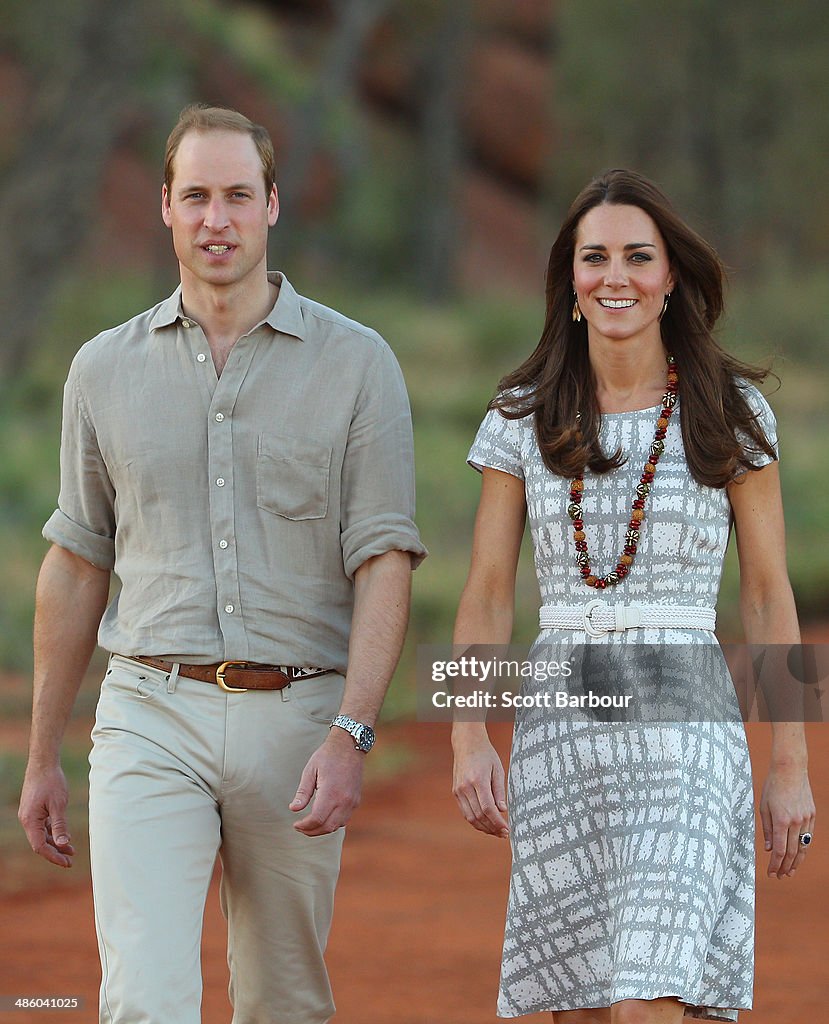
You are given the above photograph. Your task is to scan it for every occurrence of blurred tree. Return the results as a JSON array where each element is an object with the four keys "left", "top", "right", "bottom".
[
  {"left": 334, "top": 0, "right": 472, "bottom": 297},
  {"left": 273, "top": 0, "right": 392, "bottom": 266},
  {"left": 0, "top": 0, "right": 148, "bottom": 380},
  {"left": 412, "top": 0, "right": 470, "bottom": 301},
  {"left": 273, "top": 0, "right": 472, "bottom": 300}
]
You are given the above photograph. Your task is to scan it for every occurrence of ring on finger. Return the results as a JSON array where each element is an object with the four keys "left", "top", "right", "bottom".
[{"left": 799, "top": 831, "right": 813, "bottom": 847}]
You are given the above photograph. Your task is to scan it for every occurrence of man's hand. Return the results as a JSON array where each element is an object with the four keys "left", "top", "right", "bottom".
[
  {"left": 21, "top": 544, "right": 109, "bottom": 868},
  {"left": 18, "top": 764, "right": 76, "bottom": 868},
  {"left": 290, "top": 727, "right": 365, "bottom": 836}
]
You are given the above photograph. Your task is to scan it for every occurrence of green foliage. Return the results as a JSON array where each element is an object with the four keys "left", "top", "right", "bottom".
[
  {"left": 0, "top": 394, "right": 58, "bottom": 666},
  {"left": 724, "top": 269, "right": 829, "bottom": 365},
  {"left": 328, "top": 122, "right": 423, "bottom": 285},
  {"left": 180, "top": 0, "right": 310, "bottom": 104},
  {"left": 0, "top": 272, "right": 163, "bottom": 668}
]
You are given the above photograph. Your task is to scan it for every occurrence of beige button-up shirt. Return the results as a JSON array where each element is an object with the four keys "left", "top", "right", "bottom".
[{"left": 43, "top": 272, "right": 426, "bottom": 672}]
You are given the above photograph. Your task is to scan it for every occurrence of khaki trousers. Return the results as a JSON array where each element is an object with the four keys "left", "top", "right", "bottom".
[{"left": 88, "top": 655, "right": 346, "bottom": 1024}]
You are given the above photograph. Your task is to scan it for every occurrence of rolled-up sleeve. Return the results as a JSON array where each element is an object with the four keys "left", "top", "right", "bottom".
[
  {"left": 42, "top": 357, "right": 116, "bottom": 570},
  {"left": 340, "top": 341, "right": 427, "bottom": 579}
]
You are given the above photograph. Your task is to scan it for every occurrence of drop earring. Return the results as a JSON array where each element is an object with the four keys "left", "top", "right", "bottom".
[
  {"left": 572, "top": 295, "right": 582, "bottom": 323},
  {"left": 659, "top": 292, "right": 672, "bottom": 321}
]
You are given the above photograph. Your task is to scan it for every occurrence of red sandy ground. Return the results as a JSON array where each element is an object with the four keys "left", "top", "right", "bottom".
[{"left": 0, "top": 718, "right": 826, "bottom": 1024}]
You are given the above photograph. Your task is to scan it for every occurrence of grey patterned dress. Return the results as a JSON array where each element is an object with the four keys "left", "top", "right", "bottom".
[{"left": 467, "top": 384, "right": 777, "bottom": 1021}]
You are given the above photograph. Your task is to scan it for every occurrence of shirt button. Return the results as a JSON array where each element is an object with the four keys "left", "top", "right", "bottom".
[
  {"left": 181, "top": 319, "right": 192, "bottom": 328},
  {"left": 219, "top": 539, "right": 228, "bottom": 549},
  {"left": 196, "top": 353, "right": 206, "bottom": 363},
  {"left": 216, "top": 477, "right": 225, "bottom": 487},
  {"left": 215, "top": 412, "right": 225, "bottom": 422},
  {"left": 224, "top": 604, "right": 235, "bottom": 614}
]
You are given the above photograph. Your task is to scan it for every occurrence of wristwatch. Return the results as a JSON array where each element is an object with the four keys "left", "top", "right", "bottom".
[{"left": 330, "top": 714, "right": 376, "bottom": 753}]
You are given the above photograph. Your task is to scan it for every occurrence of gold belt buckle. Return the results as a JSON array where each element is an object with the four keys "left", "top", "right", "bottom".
[{"left": 216, "top": 661, "right": 249, "bottom": 693}]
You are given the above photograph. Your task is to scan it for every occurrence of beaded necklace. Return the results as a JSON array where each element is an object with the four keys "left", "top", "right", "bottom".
[{"left": 567, "top": 355, "right": 678, "bottom": 589}]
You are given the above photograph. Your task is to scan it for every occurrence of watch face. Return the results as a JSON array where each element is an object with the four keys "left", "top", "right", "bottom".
[{"left": 357, "top": 725, "right": 376, "bottom": 752}]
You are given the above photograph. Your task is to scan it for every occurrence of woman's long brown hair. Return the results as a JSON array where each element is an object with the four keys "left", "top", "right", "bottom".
[{"left": 493, "top": 169, "right": 776, "bottom": 486}]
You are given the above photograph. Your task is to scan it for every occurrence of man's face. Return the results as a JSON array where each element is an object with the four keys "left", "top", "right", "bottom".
[{"left": 161, "top": 130, "right": 278, "bottom": 292}]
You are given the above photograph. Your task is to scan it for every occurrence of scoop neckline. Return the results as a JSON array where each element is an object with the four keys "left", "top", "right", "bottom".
[{"left": 599, "top": 402, "right": 666, "bottom": 417}]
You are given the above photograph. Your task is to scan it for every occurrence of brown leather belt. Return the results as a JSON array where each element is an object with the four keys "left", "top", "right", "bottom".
[{"left": 121, "top": 655, "right": 330, "bottom": 693}]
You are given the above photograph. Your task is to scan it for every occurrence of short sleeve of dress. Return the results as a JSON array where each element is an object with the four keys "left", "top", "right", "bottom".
[
  {"left": 734, "top": 382, "right": 779, "bottom": 476},
  {"left": 467, "top": 406, "right": 526, "bottom": 480}
]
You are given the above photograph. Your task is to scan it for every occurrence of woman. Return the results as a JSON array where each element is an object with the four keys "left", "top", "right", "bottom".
[{"left": 451, "top": 169, "right": 814, "bottom": 1024}]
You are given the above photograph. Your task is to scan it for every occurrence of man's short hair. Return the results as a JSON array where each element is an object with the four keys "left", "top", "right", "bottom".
[{"left": 164, "top": 103, "right": 276, "bottom": 195}]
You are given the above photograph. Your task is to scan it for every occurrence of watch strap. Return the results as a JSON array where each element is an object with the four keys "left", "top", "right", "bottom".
[{"left": 330, "top": 714, "right": 375, "bottom": 752}]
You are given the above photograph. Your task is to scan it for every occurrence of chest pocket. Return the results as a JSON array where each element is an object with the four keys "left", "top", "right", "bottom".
[{"left": 256, "top": 433, "right": 332, "bottom": 520}]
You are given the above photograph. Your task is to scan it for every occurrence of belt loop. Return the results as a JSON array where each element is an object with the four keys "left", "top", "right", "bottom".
[
  {"left": 167, "top": 661, "right": 181, "bottom": 694},
  {"left": 614, "top": 603, "right": 642, "bottom": 632}
]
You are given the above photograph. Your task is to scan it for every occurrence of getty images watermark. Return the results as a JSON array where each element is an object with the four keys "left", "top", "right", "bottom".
[
  {"left": 416, "top": 644, "right": 829, "bottom": 723},
  {"left": 429, "top": 653, "right": 632, "bottom": 712}
]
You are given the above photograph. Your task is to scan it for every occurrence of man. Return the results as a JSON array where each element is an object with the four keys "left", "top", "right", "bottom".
[{"left": 18, "top": 104, "right": 426, "bottom": 1024}]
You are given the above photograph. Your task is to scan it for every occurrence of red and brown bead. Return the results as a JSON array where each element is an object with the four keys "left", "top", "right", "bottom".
[{"left": 571, "top": 355, "right": 677, "bottom": 588}]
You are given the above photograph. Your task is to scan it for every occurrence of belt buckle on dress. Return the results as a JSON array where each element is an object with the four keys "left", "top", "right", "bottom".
[
  {"left": 216, "top": 661, "right": 249, "bottom": 693},
  {"left": 582, "top": 599, "right": 610, "bottom": 638}
]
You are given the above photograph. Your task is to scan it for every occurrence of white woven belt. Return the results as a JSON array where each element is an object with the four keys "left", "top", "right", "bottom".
[{"left": 539, "top": 600, "right": 716, "bottom": 638}]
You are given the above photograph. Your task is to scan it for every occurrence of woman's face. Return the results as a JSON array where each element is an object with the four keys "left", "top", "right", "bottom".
[{"left": 572, "top": 203, "right": 674, "bottom": 347}]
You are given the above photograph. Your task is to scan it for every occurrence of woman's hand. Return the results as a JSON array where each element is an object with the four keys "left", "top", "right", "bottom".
[
  {"left": 452, "top": 728, "right": 510, "bottom": 838},
  {"left": 759, "top": 762, "right": 815, "bottom": 878},
  {"left": 450, "top": 468, "right": 525, "bottom": 841}
]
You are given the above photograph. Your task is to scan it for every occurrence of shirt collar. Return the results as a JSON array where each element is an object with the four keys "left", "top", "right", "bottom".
[
  {"left": 149, "top": 288, "right": 184, "bottom": 331},
  {"left": 148, "top": 271, "right": 306, "bottom": 341},
  {"left": 263, "top": 271, "right": 305, "bottom": 340}
]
